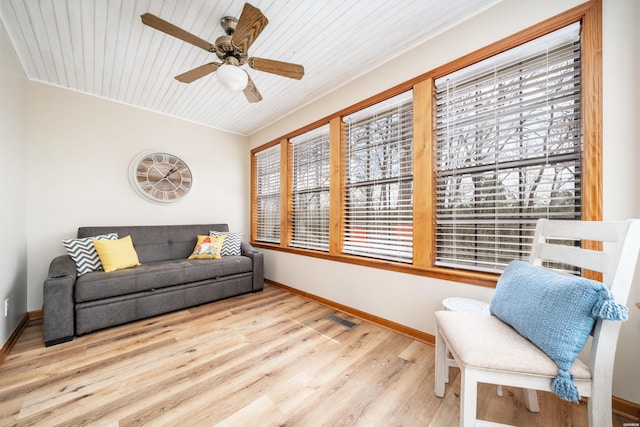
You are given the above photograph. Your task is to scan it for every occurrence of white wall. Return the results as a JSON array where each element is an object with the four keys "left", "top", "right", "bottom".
[
  {"left": 249, "top": 0, "right": 640, "bottom": 404},
  {"left": 25, "top": 82, "right": 250, "bottom": 311},
  {"left": 0, "top": 19, "right": 28, "bottom": 344}
]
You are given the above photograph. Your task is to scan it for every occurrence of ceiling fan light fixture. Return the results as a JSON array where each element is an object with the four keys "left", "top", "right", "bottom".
[{"left": 217, "top": 63, "right": 248, "bottom": 91}]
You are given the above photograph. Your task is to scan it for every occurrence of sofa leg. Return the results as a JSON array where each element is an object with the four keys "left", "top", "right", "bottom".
[{"left": 45, "top": 336, "right": 74, "bottom": 347}]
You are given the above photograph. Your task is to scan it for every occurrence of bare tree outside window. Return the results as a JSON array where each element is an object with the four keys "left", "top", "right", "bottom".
[
  {"left": 291, "top": 125, "right": 331, "bottom": 251},
  {"left": 435, "top": 23, "right": 582, "bottom": 273},
  {"left": 344, "top": 92, "right": 414, "bottom": 263},
  {"left": 255, "top": 145, "right": 281, "bottom": 244}
]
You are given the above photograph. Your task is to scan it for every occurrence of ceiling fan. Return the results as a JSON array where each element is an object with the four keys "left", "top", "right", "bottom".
[{"left": 141, "top": 3, "right": 304, "bottom": 103}]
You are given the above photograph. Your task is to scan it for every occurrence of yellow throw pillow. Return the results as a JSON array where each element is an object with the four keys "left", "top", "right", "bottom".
[
  {"left": 188, "top": 235, "right": 226, "bottom": 259},
  {"left": 92, "top": 235, "right": 141, "bottom": 272}
]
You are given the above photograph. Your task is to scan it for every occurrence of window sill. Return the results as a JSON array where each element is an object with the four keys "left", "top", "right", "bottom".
[{"left": 250, "top": 242, "right": 499, "bottom": 288}]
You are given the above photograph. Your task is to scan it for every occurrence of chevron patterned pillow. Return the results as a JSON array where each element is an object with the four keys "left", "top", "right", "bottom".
[
  {"left": 62, "top": 233, "right": 118, "bottom": 276},
  {"left": 209, "top": 231, "right": 242, "bottom": 256}
]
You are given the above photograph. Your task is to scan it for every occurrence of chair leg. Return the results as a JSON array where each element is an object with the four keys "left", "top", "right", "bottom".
[
  {"left": 435, "top": 325, "right": 447, "bottom": 397},
  {"left": 523, "top": 389, "right": 539, "bottom": 412},
  {"left": 444, "top": 344, "right": 450, "bottom": 383},
  {"left": 460, "top": 368, "right": 478, "bottom": 427},
  {"left": 588, "top": 387, "right": 612, "bottom": 427}
]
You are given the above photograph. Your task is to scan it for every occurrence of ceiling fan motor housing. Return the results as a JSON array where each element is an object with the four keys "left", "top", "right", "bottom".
[
  {"left": 220, "top": 16, "right": 237, "bottom": 35},
  {"left": 215, "top": 17, "right": 248, "bottom": 65}
]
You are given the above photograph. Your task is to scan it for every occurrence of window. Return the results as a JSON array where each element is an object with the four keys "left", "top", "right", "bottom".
[
  {"left": 255, "top": 144, "right": 281, "bottom": 243},
  {"left": 290, "top": 125, "right": 331, "bottom": 251},
  {"left": 343, "top": 91, "right": 414, "bottom": 263},
  {"left": 249, "top": 5, "right": 600, "bottom": 286},
  {"left": 434, "top": 23, "right": 582, "bottom": 273}
]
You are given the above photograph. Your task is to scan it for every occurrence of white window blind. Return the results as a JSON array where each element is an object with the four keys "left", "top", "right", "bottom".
[
  {"left": 343, "top": 91, "right": 414, "bottom": 263},
  {"left": 434, "top": 23, "right": 582, "bottom": 273},
  {"left": 255, "top": 144, "right": 281, "bottom": 243},
  {"left": 290, "top": 125, "right": 330, "bottom": 251}
]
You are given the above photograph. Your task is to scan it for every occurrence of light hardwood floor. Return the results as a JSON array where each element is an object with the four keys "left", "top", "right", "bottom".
[{"left": 0, "top": 284, "right": 634, "bottom": 426}]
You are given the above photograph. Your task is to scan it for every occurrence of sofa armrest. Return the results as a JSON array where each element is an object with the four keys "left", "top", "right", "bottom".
[
  {"left": 241, "top": 241, "right": 264, "bottom": 292},
  {"left": 43, "top": 255, "right": 77, "bottom": 346}
]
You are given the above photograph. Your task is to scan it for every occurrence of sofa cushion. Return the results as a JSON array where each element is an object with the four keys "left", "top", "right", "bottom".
[
  {"left": 74, "top": 255, "right": 252, "bottom": 303},
  {"left": 93, "top": 235, "right": 141, "bottom": 272},
  {"left": 62, "top": 233, "right": 118, "bottom": 276},
  {"left": 188, "top": 235, "right": 226, "bottom": 259},
  {"left": 209, "top": 231, "right": 242, "bottom": 256}
]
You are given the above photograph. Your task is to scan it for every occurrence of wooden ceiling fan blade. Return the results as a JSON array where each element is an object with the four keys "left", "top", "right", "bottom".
[
  {"left": 231, "top": 3, "right": 268, "bottom": 52},
  {"left": 175, "top": 63, "right": 221, "bottom": 83},
  {"left": 248, "top": 57, "right": 304, "bottom": 80},
  {"left": 141, "top": 13, "right": 215, "bottom": 53},
  {"left": 243, "top": 74, "right": 263, "bottom": 103}
]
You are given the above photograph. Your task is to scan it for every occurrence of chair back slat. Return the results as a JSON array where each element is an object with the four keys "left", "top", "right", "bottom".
[
  {"left": 534, "top": 243, "right": 616, "bottom": 277},
  {"left": 530, "top": 219, "right": 640, "bottom": 297},
  {"left": 536, "top": 219, "right": 629, "bottom": 243}
]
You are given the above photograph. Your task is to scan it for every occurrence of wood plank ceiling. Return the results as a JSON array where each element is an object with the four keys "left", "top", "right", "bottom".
[{"left": 0, "top": 0, "right": 500, "bottom": 135}]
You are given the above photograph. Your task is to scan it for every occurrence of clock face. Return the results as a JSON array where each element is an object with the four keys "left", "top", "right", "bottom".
[{"left": 129, "top": 151, "right": 192, "bottom": 204}]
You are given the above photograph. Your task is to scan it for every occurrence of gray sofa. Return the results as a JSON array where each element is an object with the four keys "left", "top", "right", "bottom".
[{"left": 43, "top": 224, "right": 263, "bottom": 346}]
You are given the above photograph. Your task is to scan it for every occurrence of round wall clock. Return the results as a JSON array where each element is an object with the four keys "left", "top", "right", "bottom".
[{"left": 129, "top": 151, "right": 192, "bottom": 204}]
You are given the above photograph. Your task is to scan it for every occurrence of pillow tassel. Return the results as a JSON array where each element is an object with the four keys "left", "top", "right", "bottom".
[
  {"left": 592, "top": 289, "right": 629, "bottom": 321},
  {"left": 551, "top": 369, "right": 580, "bottom": 403}
]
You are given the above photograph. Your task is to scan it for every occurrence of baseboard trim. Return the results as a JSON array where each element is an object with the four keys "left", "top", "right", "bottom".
[
  {"left": 613, "top": 396, "right": 640, "bottom": 421},
  {"left": 266, "top": 279, "right": 435, "bottom": 345},
  {"left": 0, "top": 312, "right": 31, "bottom": 365},
  {"left": 266, "top": 279, "right": 640, "bottom": 421}
]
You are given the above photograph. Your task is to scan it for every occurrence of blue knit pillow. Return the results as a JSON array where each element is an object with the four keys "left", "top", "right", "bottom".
[{"left": 490, "top": 260, "right": 628, "bottom": 402}]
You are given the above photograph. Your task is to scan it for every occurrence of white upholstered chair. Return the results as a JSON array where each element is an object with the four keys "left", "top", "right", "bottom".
[{"left": 434, "top": 219, "right": 640, "bottom": 427}]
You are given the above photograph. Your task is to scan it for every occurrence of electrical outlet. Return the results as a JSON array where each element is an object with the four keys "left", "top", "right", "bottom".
[{"left": 4, "top": 298, "right": 8, "bottom": 317}]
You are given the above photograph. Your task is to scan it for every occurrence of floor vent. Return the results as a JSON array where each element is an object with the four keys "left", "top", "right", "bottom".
[{"left": 328, "top": 314, "right": 358, "bottom": 329}]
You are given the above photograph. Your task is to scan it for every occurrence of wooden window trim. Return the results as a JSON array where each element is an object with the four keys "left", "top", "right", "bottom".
[
  {"left": 250, "top": 1, "right": 601, "bottom": 289},
  {"left": 329, "top": 117, "right": 345, "bottom": 255},
  {"left": 412, "top": 78, "right": 434, "bottom": 269}
]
